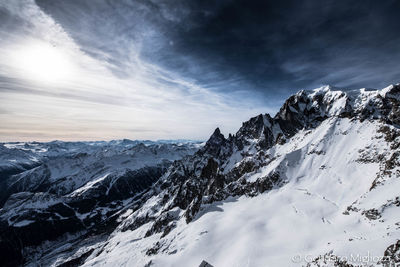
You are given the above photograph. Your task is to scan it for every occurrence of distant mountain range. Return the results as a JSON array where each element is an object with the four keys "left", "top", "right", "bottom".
[{"left": 1, "top": 84, "right": 400, "bottom": 267}]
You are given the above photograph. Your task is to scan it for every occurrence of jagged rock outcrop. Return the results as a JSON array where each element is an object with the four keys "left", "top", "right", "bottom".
[
  {"left": 199, "top": 260, "right": 214, "bottom": 267},
  {"left": 135, "top": 84, "right": 400, "bottom": 232},
  {"left": 105, "top": 84, "right": 399, "bottom": 266}
]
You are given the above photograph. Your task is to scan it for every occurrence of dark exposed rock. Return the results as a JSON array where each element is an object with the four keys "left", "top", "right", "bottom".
[
  {"left": 0, "top": 214, "right": 85, "bottom": 266},
  {"left": 201, "top": 128, "right": 226, "bottom": 157},
  {"left": 199, "top": 260, "right": 214, "bottom": 267},
  {"left": 306, "top": 252, "right": 355, "bottom": 267},
  {"left": 145, "top": 212, "right": 177, "bottom": 237},
  {"left": 146, "top": 241, "right": 163, "bottom": 256},
  {"left": 380, "top": 240, "right": 400, "bottom": 265},
  {"left": 385, "top": 152, "right": 399, "bottom": 171},
  {"left": 361, "top": 208, "right": 382, "bottom": 220},
  {"left": 56, "top": 248, "right": 94, "bottom": 267}
]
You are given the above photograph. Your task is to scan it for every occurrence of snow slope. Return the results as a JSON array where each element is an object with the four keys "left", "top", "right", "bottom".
[{"left": 82, "top": 116, "right": 400, "bottom": 267}]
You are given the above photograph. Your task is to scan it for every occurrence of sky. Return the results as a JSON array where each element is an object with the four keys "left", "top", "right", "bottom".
[{"left": 0, "top": 0, "right": 399, "bottom": 141}]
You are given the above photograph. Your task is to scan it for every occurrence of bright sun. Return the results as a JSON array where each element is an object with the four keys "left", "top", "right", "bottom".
[{"left": 14, "top": 42, "right": 74, "bottom": 83}]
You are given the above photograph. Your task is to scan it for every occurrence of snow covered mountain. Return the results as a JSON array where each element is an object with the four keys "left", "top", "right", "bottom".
[
  {"left": 0, "top": 140, "right": 202, "bottom": 266},
  {"left": 2, "top": 84, "right": 400, "bottom": 267},
  {"left": 0, "top": 140, "right": 202, "bottom": 206}
]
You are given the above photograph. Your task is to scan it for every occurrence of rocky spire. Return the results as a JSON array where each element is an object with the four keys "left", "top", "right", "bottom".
[
  {"left": 205, "top": 127, "right": 225, "bottom": 146},
  {"left": 201, "top": 127, "right": 226, "bottom": 157}
]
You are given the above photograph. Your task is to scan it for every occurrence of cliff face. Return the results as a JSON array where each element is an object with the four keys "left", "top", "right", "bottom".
[{"left": 136, "top": 84, "right": 400, "bottom": 226}]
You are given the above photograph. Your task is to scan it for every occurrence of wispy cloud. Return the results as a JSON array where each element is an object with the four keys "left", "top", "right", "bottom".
[
  {"left": 0, "top": 0, "right": 269, "bottom": 141},
  {"left": 2, "top": 0, "right": 399, "bottom": 141}
]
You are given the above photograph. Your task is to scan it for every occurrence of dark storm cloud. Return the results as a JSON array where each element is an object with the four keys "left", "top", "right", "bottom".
[
  {"left": 166, "top": 0, "right": 400, "bottom": 95},
  {"left": 36, "top": 0, "right": 400, "bottom": 103}
]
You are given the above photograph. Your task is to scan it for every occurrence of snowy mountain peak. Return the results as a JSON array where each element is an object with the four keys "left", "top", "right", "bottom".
[
  {"left": 311, "top": 84, "right": 335, "bottom": 93},
  {"left": 380, "top": 83, "right": 400, "bottom": 99},
  {"left": 276, "top": 84, "right": 400, "bottom": 130}
]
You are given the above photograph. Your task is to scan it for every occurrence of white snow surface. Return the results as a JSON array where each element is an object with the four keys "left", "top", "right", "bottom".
[{"left": 80, "top": 115, "right": 400, "bottom": 267}]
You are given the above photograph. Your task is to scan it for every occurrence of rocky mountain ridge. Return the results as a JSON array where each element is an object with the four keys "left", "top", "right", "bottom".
[
  {"left": 119, "top": 84, "right": 400, "bottom": 237},
  {"left": 1, "top": 84, "right": 400, "bottom": 266}
]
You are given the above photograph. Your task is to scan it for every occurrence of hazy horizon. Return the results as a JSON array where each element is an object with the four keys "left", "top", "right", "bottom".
[{"left": 1, "top": 0, "right": 400, "bottom": 141}]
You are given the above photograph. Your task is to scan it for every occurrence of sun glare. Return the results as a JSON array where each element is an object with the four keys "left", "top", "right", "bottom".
[{"left": 13, "top": 42, "right": 74, "bottom": 83}]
